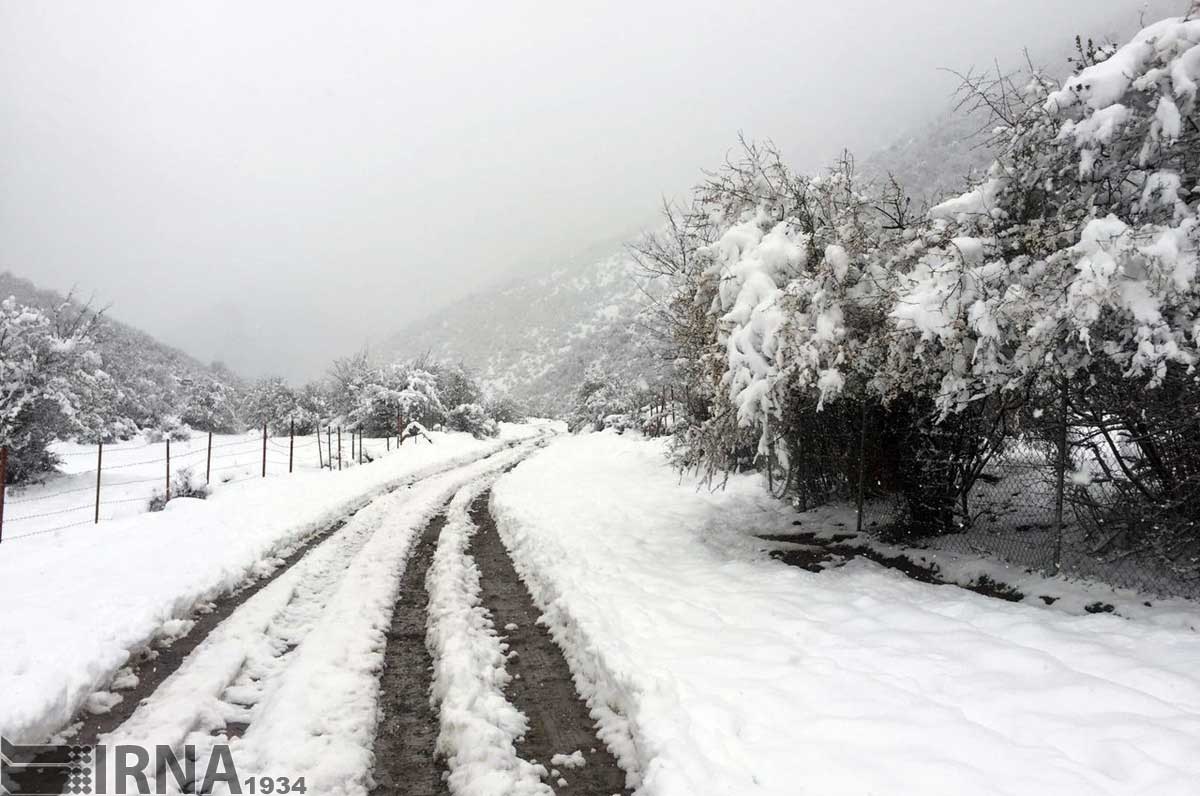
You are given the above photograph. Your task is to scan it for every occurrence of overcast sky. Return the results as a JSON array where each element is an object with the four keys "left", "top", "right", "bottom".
[{"left": 0, "top": 0, "right": 1179, "bottom": 381}]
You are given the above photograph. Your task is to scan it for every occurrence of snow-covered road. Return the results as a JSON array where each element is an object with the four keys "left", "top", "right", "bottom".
[
  {"left": 0, "top": 423, "right": 551, "bottom": 748},
  {"left": 7, "top": 428, "right": 1199, "bottom": 796},
  {"left": 490, "top": 432, "right": 1200, "bottom": 796},
  {"left": 97, "top": 442, "right": 538, "bottom": 794}
]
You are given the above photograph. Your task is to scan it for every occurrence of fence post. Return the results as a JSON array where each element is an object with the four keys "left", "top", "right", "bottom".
[
  {"left": 289, "top": 419, "right": 295, "bottom": 474},
  {"left": 166, "top": 438, "right": 171, "bottom": 501},
  {"left": 205, "top": 431, "right": 213, "bottom": 485},
  {"left": 261, "top": 422, "right": 268, "bottom": 478},
  {"left": 317, "top": 425, "right": 324, "bottom": 469},
  {"left": 855, "top": 400, "right": 868, "bottom": 534},
  {"left": 327, "top": 426, "right": 333, "bottom": 470},
  {"left": 0, "top": 446, "right": 7, "bottom": 544},
  {"left": 95, "top": 441, "right": 103, "bottom": 524},
  {"left": 337, "top": 426, "right": 342, "bottom": 471},
  {"left": 1052, "top": 380, "right": 1069, "bottom": 574},
  {"left": 397, "top": 411, "right": 403, "bottom": 446},
  {"left": 359, "top": 432, "right": 364, "bottom": 465}
]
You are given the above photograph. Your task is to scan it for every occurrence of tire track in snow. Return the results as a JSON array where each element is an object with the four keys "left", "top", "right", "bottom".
[
  {"left": 419, "top": 480, "right": 630, "bottom": 795},
  {"left": 84, "top": 441, "right": 543, "bottom": 795},
  {"left": 369, "top": 512, "right": 449, "bottom": 796}
]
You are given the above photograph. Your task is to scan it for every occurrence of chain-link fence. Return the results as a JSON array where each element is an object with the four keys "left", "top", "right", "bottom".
[{"left": 822, "top": 392, "right": 1200, "bottom": 601}]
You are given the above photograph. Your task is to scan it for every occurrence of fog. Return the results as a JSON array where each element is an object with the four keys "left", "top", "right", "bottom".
[{"left": 0, "top": 0, "right": 1176, "bottom": 381}]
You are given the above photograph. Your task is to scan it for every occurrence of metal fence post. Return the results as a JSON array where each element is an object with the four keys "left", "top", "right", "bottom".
[
  {"left": 262, "top": 422, "right": 268, "bottom": 478},
  {"left": 337, "top": 426, "right": 342, "bottom": 471},
  {"left": 317, "top": 425, "right": 324, "bottom": 469},
  {"left": 166, "top": 438, "right": 171, "bottom": 501},
  {"left": 289, "top": 419, "right": 295, "bottom": 474},
  {"left": 0, "top": 446, "right": 7, "bottom": 544},
  {"left": 1052, "top": 380, "right": 1069, "bottom": 574},
  {"left": 856, "top": 401, "right": 868, "bottom": 534},
  {"left": 205, "top": 431, "right": 213, "bottom": 485},
  {"left": 95, "top": 441, "right": 103, "bottom": 524}
]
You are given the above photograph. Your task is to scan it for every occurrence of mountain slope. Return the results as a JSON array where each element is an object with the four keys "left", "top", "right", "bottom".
[
  {"left": 384, "top": 254, "right": 664, "bottom": 417},
  {"left": 0, "top": 270, "right": 244, "bottom": 433}
]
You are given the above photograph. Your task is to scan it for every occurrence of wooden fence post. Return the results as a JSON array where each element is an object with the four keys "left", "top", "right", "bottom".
[
  {"left": 0, "top": 447, "right": 7, "bottom": 544},
  {"left": 205, "top": 431, "right": 213, "bottom": 484},
  {"left": 337, "top": 426, "right": 342, "bottom": 471},
  {"left": 289, "top": 419, "right": 295, "bottom": 474},
  {"left": 317, "top": 425, "right": 324, "bottom": 469},
  {"left": 327, "top": 426, "right": 333, "bottom": 470},
  {"left": 95, "top": 442, "right": 103, "bottom": 524},
  {"left": 166, "top": 438, "right": 172, "bottom": 501}
]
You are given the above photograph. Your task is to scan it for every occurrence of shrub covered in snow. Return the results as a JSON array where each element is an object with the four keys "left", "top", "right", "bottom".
[
  {"left": 0, "top": 297, "right": 104, "bottom": 482},
  {"left": 445, "top": 403, "right": 499, "bottom": 438},
  {"left": 637, "top": 10, "right": 1200, "bottom": 554},
  {"left": 147, "top": 466, "right": 209, "bottom": 511}
]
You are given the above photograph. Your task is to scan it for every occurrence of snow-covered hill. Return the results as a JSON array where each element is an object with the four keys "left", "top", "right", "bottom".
[
  {"left": 0, "top": 271, "right": 245, "bottom": 435},
  {"left": 383, "top": 254, "right": 665, "bottom": 417}
]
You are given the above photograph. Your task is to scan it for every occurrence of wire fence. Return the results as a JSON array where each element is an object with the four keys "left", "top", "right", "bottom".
[
  {"left": 0, "top": 421, "right": 426, "bottom": 545},
  {"left": 817, "top": 395, "right": 1200, "bottom": 601}
]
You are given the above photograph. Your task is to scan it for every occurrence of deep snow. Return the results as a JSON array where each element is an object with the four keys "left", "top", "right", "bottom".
[{"left": 490, "top": 432, "right": 1200, "bottom": 796}]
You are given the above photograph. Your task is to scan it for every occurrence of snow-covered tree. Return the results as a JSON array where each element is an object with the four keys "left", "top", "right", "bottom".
[
  {"left": 0, "top": 297, "right": 102, "bottom": 482},
  {"left": 180, "top": 375, "right": 242, "bottom": 434},
  {"left": 639, "top": 8, "right": 1200, "bottom": 545},
  {"left": 241, "top": 377, "right": 299, "bottom": 433}
]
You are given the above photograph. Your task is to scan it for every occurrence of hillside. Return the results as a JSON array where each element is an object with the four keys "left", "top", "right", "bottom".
[
  {"left": 382, "top": 6, "right": 1169, "bottom": 420},
  {"left": 0, "top": 270, "right": 244, "bottom": 435},
  {"left": 384, "top": 255, "right": 665, "bottom": 417}
]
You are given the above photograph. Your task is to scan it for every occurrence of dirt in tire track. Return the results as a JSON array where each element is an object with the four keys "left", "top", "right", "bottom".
[
  {"left": 468, "top": 493, "right": 631, "bottom": 795},
  {"left": 371, "top": 512, "right": 449, "bottom": 795}
]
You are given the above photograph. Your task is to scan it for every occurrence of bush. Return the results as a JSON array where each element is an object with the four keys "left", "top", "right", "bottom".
[
  {"left": 148, "top": 467, "right": 209, "bottom": 511},
  {"left": 446, "top": 403, "right": 499, "bottom": 438},
  {"left": 143, "top": 417, "right": 193, "bottom": 443},
  {"left": 483, "top": 396, "right": 524, "bottom": 424},
  {"left": 0, "top": 297, "right": 102, "bottom": 483}
]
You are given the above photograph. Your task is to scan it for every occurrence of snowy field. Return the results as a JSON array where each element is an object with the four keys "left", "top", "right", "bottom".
[
  {"left": 6, "top": 429, "right": 411, "bottom": 540},
  {"left": 491, "top": 432, "right": 1200, "bottom": 796},
  {"left": 0, "top": 422, "right": 554, "bottom": 747}
]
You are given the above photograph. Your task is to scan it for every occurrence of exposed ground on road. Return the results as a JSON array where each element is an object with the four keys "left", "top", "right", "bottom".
[
  {"left": 371, "top": 512, "right": 449, "bottom": 796},
  {"left": 469, "top": 493, "right": 631, "bottom": 794}
]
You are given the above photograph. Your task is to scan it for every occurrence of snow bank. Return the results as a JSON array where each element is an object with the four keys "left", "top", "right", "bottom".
[
  {"left": 0, "top": 422, "right": 550, "bottom": 746},
  {"left": 491, "top": 432, "right": 1200, "bottom": 796}
]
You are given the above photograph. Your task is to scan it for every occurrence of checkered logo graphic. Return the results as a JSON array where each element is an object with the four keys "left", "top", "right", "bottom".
[{"left": 1, "top": 737, "right": 92, "bottom": 795}]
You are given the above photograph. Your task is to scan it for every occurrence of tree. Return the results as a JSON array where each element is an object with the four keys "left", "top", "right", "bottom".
[
  {"left": 241, "top": 377, "right": 298, "bottom": 433},
  {"left": 0, "top": 297, "right": 102, "bottom": 482}
]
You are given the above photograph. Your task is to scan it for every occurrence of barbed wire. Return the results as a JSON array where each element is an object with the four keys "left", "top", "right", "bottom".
[{"left": 0, "top": 430, "right": 416, "bottom": 541}]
